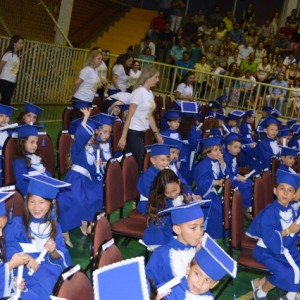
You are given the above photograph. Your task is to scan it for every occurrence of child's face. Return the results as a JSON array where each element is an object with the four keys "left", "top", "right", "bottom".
[
  {"left": 25, "top": 136, "right": 38, "bottom": 154},
  {"left": 278, "top": 136, "right": 291, "bottom": 145},
  {"left": 27, "top": 195, "right": 51, "bottom": 219},
  {"left": 168, "top": 119, "right": 180, "bottom": 130},
  {"left": 228, "top": 119, "right": 237, "bottom": 127},
  {"left": 164, "top": 181, "right": 181, "bottom": 199},
  {"left": 23, "top": 112, "right": 37, "bottom": 125},
  {"left": 150, "top": 155, "right": 170, "bottom": 170},
  {"left": 173, "top": 217, "right": 204, "bottom": 246},
  {"left": 264, "top": 124, "right": 278, "bottom": 139},
  {"left": 281, "top": 155, "right": 295, "bottom": 167},
  {"left": 221, "top": 102, "right": 226, "bottom": 108},
  {"left": 187, "top": 263, "right": 218, "bottom": 295},
  {"left": 227, "top": 141, "right": 241, "bottom": 156},
  {"left": 246, "top": 115, "right": 255, "bottom": 124},
  {"left": 112, "top": 106, "right": 121, "bottom": 116},
  {"left": 0, "top": 114, "right": 9, "bottom": 126},
  {"left": 0, "top": 216, "right": 8, "bottom": 237},
  {"left": 170, "top": 148, "right": 180, "bottom": 162},
  {"left": 99, "top": 124, "right": 112, "bottom": 142},
  {"left": 274, "top": 183, "right": 295, "bottom": 207},
  {"left": 218, "top": 119, "right": 224, "bottom": 126},
  {"left": 207, "top": 146, "right": 222, "bottom": 161}
]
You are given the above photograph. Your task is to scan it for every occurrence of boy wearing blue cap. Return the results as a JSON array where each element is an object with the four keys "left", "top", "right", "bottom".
[
  {"left": 4, "top": 175, "right": 72, "bottom": 300},
  {"left": 146, "top": 201, "right": 205, "bottom": 286},
  {"left": 224, "top": 110, "right": 245, "bottom": 134},
  {"left": 161, "top": 110, "right": 182, "bottom": 140},
  {"left": 16, "top": 101, "right": 43, "bottom": 125},
  {"left": 247, "top": 170, "right": 300, "bottom": 300},
  {"left": 277, "top": 146, "right": 299, "bottom": 174},
  {"left": 166, "top": 232, "right": 237, "bottom": 299},
  {"left": 193, "top": 136, "right": 229, "bottom": 238},
  {"left": 288, "top": 124, "right": 300, "bottom": 149},
  {"left": 277, "top": 126, "right": 292, "bottom": 147}
]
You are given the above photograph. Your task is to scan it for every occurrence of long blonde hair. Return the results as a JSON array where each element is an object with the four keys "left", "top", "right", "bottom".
[
  {"left": 133, "top": 64, "right": 159, "bottom": 90},
  {"left": 86, "top": 49, "right": 102, "bottom": 66}
]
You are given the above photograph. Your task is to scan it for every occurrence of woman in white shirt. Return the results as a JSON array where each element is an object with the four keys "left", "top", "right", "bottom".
[
  {"left": 118, "top": 65, "right": 163, "bottom": 171},
  {"left": 71, "top": 49, "right": 102, "bottom": 110},
  {"left": 0, "top": 35, "right": 24, "bottom": 105},
  {"left": 129, "top": 60, "right": 142, "bottom": 91}
]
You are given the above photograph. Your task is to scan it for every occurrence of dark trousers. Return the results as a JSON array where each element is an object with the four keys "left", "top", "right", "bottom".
[
  {"left": 126, "top": 129, "right": 145, "bottom": 173},
  {"left": 0, "top": 79, "right": 16, "bottom": 105}
]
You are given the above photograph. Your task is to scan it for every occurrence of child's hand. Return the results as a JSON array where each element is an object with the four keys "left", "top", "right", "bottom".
[
  {"left": 213, "top": 179, "right": 224, "bottom": 186},
  {"left": 250, "top": 143, "right": 257, "bottom": 148},
  {"left": 216, "top": 153, "right": 224, "bottom": 164},
  {"left": 80, "top": 107, "right": 91, "bottom": 120},
  {"left": 44, "top": 239, "right": 56, "bottom": 254},
  {"left": 192, "top": 194, "right": 202, "bottom": 201},
  {"left": 26, "top": 256, "right": 39, "bottom": 273},
  {"left": 236, "top": 174, "right": 246, "bottom": 183},
  {"left": 14, "top": 277, "right": 26, "bottom": 293},
  {"left": 95, "top": 158, "right": 102, "bottom": 166},
  {"left": 118, "top": 136, "right": 126, "bottom": 150},
  {"left": 288, "top": 222, "right": 300, "bottom": 234},
  {"left": 293, "top": 188, "right": 300, "bottom": 201},
  {"left": 8, "top": 253, "right": 30, "bottom": 271}
]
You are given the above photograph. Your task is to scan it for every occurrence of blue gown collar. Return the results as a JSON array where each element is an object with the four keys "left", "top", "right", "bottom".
[
  {"left": 30, "top": 216, "right": 47, "bottom": 223},
  {"left": 168, "top": 236, "right": 195, "bottom": 250}
]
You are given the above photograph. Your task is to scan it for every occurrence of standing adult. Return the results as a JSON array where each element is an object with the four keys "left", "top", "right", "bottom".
[
  {"left": 0, "top": 35, "right": 24, "bottom": 105},
  {"left": 170, "top": 0, "right": 185, "bottom": 33},
  {"left": 118, "top": 65, "right": 163, "bottom": 172}
]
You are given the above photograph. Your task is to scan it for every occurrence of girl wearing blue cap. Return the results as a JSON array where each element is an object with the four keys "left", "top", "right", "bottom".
[
  {"left": 209, "top": 113, "right": 227, "bottom": 137},
  {"left": 16, "top": 102, "right": 43, "bottom": 125},
  {"left": 247, "top": 170, "right": 300, "bottom": 300},
  {"left": 4, "top": 175, "right": 71, "bottom": 300},
  {"left": 161, "top": 110, "right": 182, "bottom": 140},
  {"left": 193, "top": 136, "right": 229, "bottom": 238},
  {"left": 13, "top": 124, "right": 52, "bottom": 197}
]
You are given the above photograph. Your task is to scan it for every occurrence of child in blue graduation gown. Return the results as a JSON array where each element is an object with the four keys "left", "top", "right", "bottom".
[
  {"left": 13, "top": 125, "right": 52, "bottom": 197},
  {"left": 193, "top": 136, "right": 229, "bottom": 238},
  {"left": 247, "top": 170, "right": 300, "bottom": 300},
  {"left": 57, "top": 108, "right": 103, "bottom": 247},
  {"left": 223, "top": 133, "right": 253, "bottom": 219},
  {"left": 277, "top": 146, "right": 299, "bottom": 174},
  {"left": 161, "top": 110, "right": 182, "bottom": 140},
  {"left": 223, "top": 110, "right": 244, "bottom": 134},
  {"left": 204, "top": 101, "right": 220, "bottom": 118},
  {"left": 165, "top": 233, "right": 237, "bottom": 300},
  {"left": 277, "top": 126, "right": 292, "bottom": 147},
  {"left": 142, "top": 169, "right": 186, "bottom": 246},
  {"left": 288, "top": 124, "right": 300, "bottom": 150},
  {"left": 4, "top": 176, "right": 72, "bottom": 300},
  {"left": 15, "top": 102, "right": 43, "bottom": 125},
  {"left": 209, "top": 113, "right": 227, "bottom": 137},
  {"left": 146, "top": 202, "right": 205, "bottom": 286}
]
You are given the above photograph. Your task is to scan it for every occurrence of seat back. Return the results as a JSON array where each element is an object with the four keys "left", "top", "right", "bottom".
[
  {"left": 144, "top": 129, "right": 153, "bottom": 146},
  {"left": 5, "top": 189, "right": 25, "bottom": 217},
  {"left": 153, "top": 94, "right": 164, "bottom": 123},
  {"left": 52, "top": 267, "right": 93, "bottom": 300},
  {"left": 230, "top": 190, "right": 244, "bottom": 249},
  {"left": 222, "top": 178, "right": 232, "bottom": 231},
  {"left": 122, "top": 155, "right": 139, "bottom": 203},
  {"left": 92, "top": 95, "right": 104, "bottom": 112},
  {"left": 96, "top": 241, "right": 123, "bottom": 269},
  {"left": 112, "top": 121, "right": 123, "bottom": 154},
  {"left": 2, "top": 137, "right": 17, "bottom": 185},
  {"left": 104, "top": 160, "right": 124, "bottom": 214},
  {"left": 271, "top": 157, "right": 280, "bottom": 186},
  {"left": 261, "top": 171, "right": 273, "bottom": 206},
  {"left": 62, "top": 107, "right": 73, "bottom": 130},
  {"left": 38, "top": 134, "right": 55, "bottom": 176},
  {"left": 165, "top": 95, "right": 172, "bottom": 110},
  {"left": 252, "top": 176, "right": 265, "bottom": 217},
  {"left": 143, "top": 152, "right": 151, "bottom": 171},
  {"left": 56, "top": 130, "right": 72, "bottom": 179}
]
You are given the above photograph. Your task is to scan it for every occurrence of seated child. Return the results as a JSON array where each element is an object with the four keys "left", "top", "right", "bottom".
[
  {"left": 161, "top": 110, "right": 182, "bottom": 140},
  {"left": 288, "top": 124, "right": 300, "bottom": 150},
  {"left": 277, "top": 126, "right": 292, "bottom": 147},
  {"left": 4, "top": 175, "right": 72, "bottom": 300},
  {"left": 166, "top": 232, "right": 237, "bottom": 299},
  {"left": 217, "top": 95, "right": 227, "bottom": 115},
  {"left": 209, "top": 113, "right": 227, "bottom": 137},
  {"left": 15, "top": 102, "right": 43, "bottom": 125},
  {"left": 223, "top": 133, "right": 253, "bottom": 219},
  {"left": 277, "top": 146, "right": 299, "bottom": 174},
  {"left": 146, "top": 201, "right": 205, "bottom": 285},
  {"left": 224, "top": 110, "right": 245, "bottom": 134},
  {"left": 247, "top": 170, "right": 300, "bottom": 300},
  {"left": 193, "top": 136, "right": 229, "bottom": 238},
  {"left": 204, "top": 101, "right": 220, "bottom": 118},
  {"left": 257, "top": 106, "right": 272, "bottom": 127}
]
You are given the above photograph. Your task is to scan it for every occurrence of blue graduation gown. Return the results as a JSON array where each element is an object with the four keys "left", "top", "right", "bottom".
[
  {"left": 223, "top": 151, "right": 252, "bottom": 208},
  {"left": 288, "top": 136, "right": 300, "bottom": 150},
  {"left": 193, "top": 157, "right": 228, "bottom": 238},
  {"left": 57, "top": 123, "right": 103, "bottom": 232},
  {"left": 277, "top": 163, "right": 297, "bottom": 174},
  {"left": 161, "top": 129, "right": 182, "bottom": 141},
  {"left": 146, "top": 237, "right": 197, "bottom": 286},
  {"left": 247, "top": 200, "right": 300, "bottom": 291},
  {"left": 4, "top": 216, "right": 71, "bottom": 300},
  {"left": 166, "top": 276, "right": 214, "bottom": 300},
  {"left": 210, "top": 127, "right": 225, "bottom": 137}
]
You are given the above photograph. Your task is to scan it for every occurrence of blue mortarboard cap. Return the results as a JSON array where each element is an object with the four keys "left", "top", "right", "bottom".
[
  {"left": 72, "top": 100, "right": 91, "bottom": 109},
  {"left": 0, "top": 104, "right": 17, "bottom": 117},
  {"left": 208, "top": 100, "right": 221, "bottom": 109},
  {"left": 69, "top": 118, "right": 102, "bottom": 135},
  {"left": 162, "top": 136, "right": 183, "bottom": 150},
  {"left": 260, "top": 116, "right": 282, "bottom": 128},
  {"left": 0, "top": 192, "right": 15, "bottom": 216},
  {"left": 147, "top": 144, "right": 171, "bottom": 156},
  {"left": 93, "top": 257, "right": 149, "bottom": 300},
  {"left": 223, "top": 133, "right": 241, "bottom": 145},
  {"left": 163, "top": 110, "right": 181, "bottom": 120},
  {"left": 201, "top": 136, "right": 222, "bottom": 149},
  {"left": 215, "top": 113, "right": 226, "bottom": 121},
  {"left": 17, "top": 124, "right": 43, "bottom": 138},
  {"left": 287, "top": 119, "right": 297, "bottom": 128},
  {"left": 119, "top": 104, "right": 129, "bottom": 111},
  {"left": 158, "top": 201, "right": 204, "bottom": 224},
  {"left": 25, "top": 174, "right": 71, "bottom": 199},
  {"left": 217, "top": 95, "right": 227, "bottom": 102},
  {"left": 24, "top": 102, "right": 43, "bottom": 116},
  {"left": 262, "top": 106, "right": 272, "bottom": 113},
  {"left": 292, "top": 124, "right": 300, "bottom": 135},
  {"left": 92, "top": 113, "right": 117, "bottom": 126},
  {"left": 276, "top": 169, "right": 300, "bottom": 190},
  {"left": 244, "top": 110, "right": 254, "bottom": 117},
  {"left": 195, "top": 233, "right": 237, "bottom": 281},
  {"left": 277, "top": 126, "right": 291, "bottom": 137},
  {"left": 280, "top": 146, "right": 299, "bottom": 157},
  {"left": 227, "top": 110, "right": 245, "bottom": 120},
  {"left": 181, "top": 101, "right": 198, "bottom": 113},
  {"left": 271, "top": 108, "right": 281, "bottom": 118}
]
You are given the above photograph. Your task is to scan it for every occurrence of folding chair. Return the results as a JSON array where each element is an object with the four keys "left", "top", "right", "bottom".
[
  {"left": 104, "top": 160, "right": 147, "bottom": 245},
  {"left": 52, "top": 266, "right": 93, "bottom": 300},
  {"left": 62, "top": 107, "right": 73, "bottom": 130},
  {"left": 38, "top": 134, "right": 56, "bottom": 176},
  {"left": 2, "top": 136, "right": 17, "bottom": 185},
  {"left": 56, "top": 130, "right": 72, "bottom": 179},
  {"left": 165, "top": 95, "right": 172, "bottom": 110},
  {"left": 112, "top": 121, "right": 123, "bottom": 155},
  {"left": 252, "top": 175, "right": 265, "bottom": 217},
  {"left": 5, "top": 189, "right": 25, "bottom": 218}
]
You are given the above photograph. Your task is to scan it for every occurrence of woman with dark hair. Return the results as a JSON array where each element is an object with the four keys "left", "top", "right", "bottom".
[
  {"left": 108, "top": 53, "right": 133, "bottom": 96},
  {"left": 0, "top": 35, "right": 24, "bottom": 104}
]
